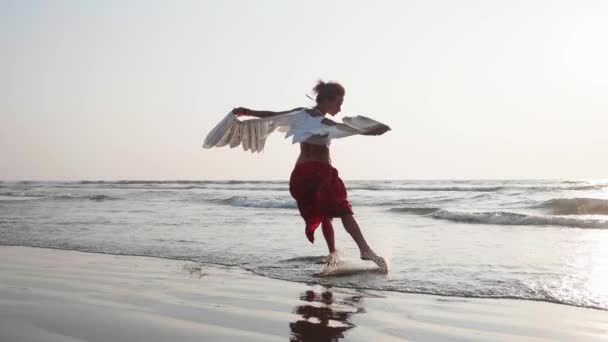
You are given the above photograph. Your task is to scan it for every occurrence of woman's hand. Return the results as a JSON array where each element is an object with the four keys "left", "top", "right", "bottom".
[
  {"left": 232, "top": 107, "right": 253, "bottom": 117},
  {"left": 362, "top": 124, "right": 390, "bottom": 136}
]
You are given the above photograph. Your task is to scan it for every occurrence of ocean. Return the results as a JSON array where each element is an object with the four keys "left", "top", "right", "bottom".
[{"left": 1, "top": 179, "right": 607, "bottom": 310}]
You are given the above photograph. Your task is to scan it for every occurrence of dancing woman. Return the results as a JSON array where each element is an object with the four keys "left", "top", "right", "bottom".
[{"left": 233, "top": 81, "right": 389, "bottom": 271}]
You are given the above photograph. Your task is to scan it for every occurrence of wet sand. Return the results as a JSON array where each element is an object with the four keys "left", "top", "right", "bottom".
[{"left": 0, "top": 246, "right": 606, "bottom": 341}]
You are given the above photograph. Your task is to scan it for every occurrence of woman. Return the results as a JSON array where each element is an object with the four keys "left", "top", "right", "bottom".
[{"left": 233, "top": 81, "right": 389, "bottom": 271}]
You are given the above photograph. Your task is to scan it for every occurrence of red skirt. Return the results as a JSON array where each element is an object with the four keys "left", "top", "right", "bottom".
[{"left": 289, "top": 161, "right": 353, "bottom": 243}]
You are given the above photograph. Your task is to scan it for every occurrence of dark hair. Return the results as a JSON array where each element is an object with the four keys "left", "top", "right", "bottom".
[{"left": 312, "top": 80, "right": 345, "bottom": 104}]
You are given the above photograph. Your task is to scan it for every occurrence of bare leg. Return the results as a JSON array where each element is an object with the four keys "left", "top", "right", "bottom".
[
  {"left": 340, "top": 214, "right": 387, "bottom": 272},
  {"left": 340, "top": 214, "right": 372, "bottom": 255},
  {"left": 321, "top": 218, "right": 336, "bottom": 254}
]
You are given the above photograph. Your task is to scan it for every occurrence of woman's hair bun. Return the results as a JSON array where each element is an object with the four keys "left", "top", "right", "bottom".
[
  {"left": 312, "top": 80, "right": 345, "bottom": 104},
  {"left": 313, "top": 80, "right": 327, "bottom": 95}
]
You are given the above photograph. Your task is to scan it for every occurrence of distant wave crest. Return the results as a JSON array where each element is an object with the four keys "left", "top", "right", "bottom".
[
  {"left": 217, "top": 196, "right": 296, "bottom": 209},
  {"left": 350, "top": 184, "right": 603, "bottom": 192},
  {"left": 351, "top": 186, "right": 505, "bottom": 192},
  {"left": 388, "top": 207, "right": 440, "bottom": 215},
  {"left": 0, "top": 192, "right": 119, "bottom": 201},
  {"left": 79, "top": 180, "right": 285, "bottom": 185}
]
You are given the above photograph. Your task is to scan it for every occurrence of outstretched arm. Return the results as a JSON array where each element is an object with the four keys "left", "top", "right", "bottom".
[
  {"left": 233, "top": 107, "right": 304, "bottom": 118},
  {"left": 361, "top": 124, "right": 390, "bottom": 135},
  {"left": 321, "top": 117, "right": 389, "bottom": 136},
  {"left": 320, "top": 117, "right": 360, "bottom": 134}
]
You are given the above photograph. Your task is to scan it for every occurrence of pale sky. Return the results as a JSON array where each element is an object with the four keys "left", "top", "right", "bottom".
[{"left": 2, "top": 0, "right": 607, "bottom": 180}]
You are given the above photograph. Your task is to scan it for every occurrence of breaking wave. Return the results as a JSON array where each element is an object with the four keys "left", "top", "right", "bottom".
[
  {"left": 431, "top": 210, "right": 608, "bottom": 229},
  {"left": 538, "top": 198, "right": 608, "bottom": 215}
]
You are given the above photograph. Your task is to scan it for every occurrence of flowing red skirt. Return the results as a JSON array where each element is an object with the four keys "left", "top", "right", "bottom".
[{"left": 289, "top": 161, "right": 353, "bottom": 243}]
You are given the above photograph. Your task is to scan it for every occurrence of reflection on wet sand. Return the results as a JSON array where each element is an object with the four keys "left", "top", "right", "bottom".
[{"left": 289, "top": 286, "right": 364, "bottom": 341}]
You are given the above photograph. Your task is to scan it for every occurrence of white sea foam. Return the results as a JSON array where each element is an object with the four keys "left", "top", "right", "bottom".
[{"left": 317, "top": 251, "right": 380, "bottom": 277}]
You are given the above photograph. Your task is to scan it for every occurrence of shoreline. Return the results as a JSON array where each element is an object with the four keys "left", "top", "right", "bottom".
[
  {"left": 1, "top": 245, "right": 607, "bottom": 341},
  {"left": 2, "top": 243, "right": 606, "bottom": 312}
]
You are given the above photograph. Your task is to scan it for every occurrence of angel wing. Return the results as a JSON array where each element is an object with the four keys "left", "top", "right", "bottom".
[
  {"left": 202, "top": 111, "right": 288, "bottom": 153},
  {"left": 202, "top": 109, "right": 389, "bottom": 153}
]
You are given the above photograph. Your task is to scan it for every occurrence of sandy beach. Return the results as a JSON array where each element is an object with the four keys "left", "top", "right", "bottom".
[
  {"left": 4, "top": 0, "right": 608, "bottom": 340},
  {"left": 0, "top": 246, "right": 606, "bottom": 341}
]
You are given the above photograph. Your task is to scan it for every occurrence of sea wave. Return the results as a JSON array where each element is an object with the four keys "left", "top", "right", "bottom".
[
  {"left": 203, "top": 186, "right": 287, "bottom": 192},
  {"left": 56, "top": 194, "right": 120, "bottom": 201},
  {"left": 388, "top": 207, "right": 440, "bottom": 215},
  {"left": 350, "top": 186, "right": 506, "bottom": 192},
  {"left": 216, "top": 196, "right": 296, "bottom": 209},
  {"left": 0, "top": 195, "right": 43, "bottom": 202},
  {"left": 520, "top": 185, "right": 604, "bottom": 191},
  {"left": 537, "top": 198, "right": 608, "bottom": 215},
  {"left": 6, "top": 181, "right": 605, "bottom": 193},
  {"left": 67, "top": 184, "right": 288, "bottom": 191},
  {"left": 347, "top": 184, "right": 603, "bottom": 192},
  {"left": 78, "top": 180, "right": 285, "bottom": 185},
  {"left": 0, "top": 192, "right": 119, "bottom": 201},
  {"left": 430, "top": 210, "right": 608, "bottom": 229}
]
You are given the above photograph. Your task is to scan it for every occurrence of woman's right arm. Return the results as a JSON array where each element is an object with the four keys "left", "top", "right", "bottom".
[
  {"left": 361, "top": 124, "right": 390, "bottom": 136},
  {"left": 320, "top": 118, "right": 361, "bottom": 134},
  {"left": 321, "top": 118, "right": 389, "bottom": 136},
  {"left": 233, "top": 107, "right": 303, "bottom": 118}
]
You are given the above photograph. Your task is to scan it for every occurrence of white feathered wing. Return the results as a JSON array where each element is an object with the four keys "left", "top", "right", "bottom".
[{"left": 203, "top": 109, "right": 388, "bottom": 153}]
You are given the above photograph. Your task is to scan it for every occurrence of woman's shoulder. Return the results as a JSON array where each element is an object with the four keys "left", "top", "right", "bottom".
[{"left": 303, "top": 108, "right": 324, "bottom": 117}]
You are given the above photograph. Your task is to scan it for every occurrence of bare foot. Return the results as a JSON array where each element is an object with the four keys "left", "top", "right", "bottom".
[
  {"left": 371, "top": 255, "right": 388, "bottom": 273},
  {"left": 325, "top": 251, "right": 339, "bottom": 266},
  {"left": 360, "top": 250, "right": 375, "bottom": 260},
  {"left": 360, "top": 251, "right": 388, "bottom": 273}
]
